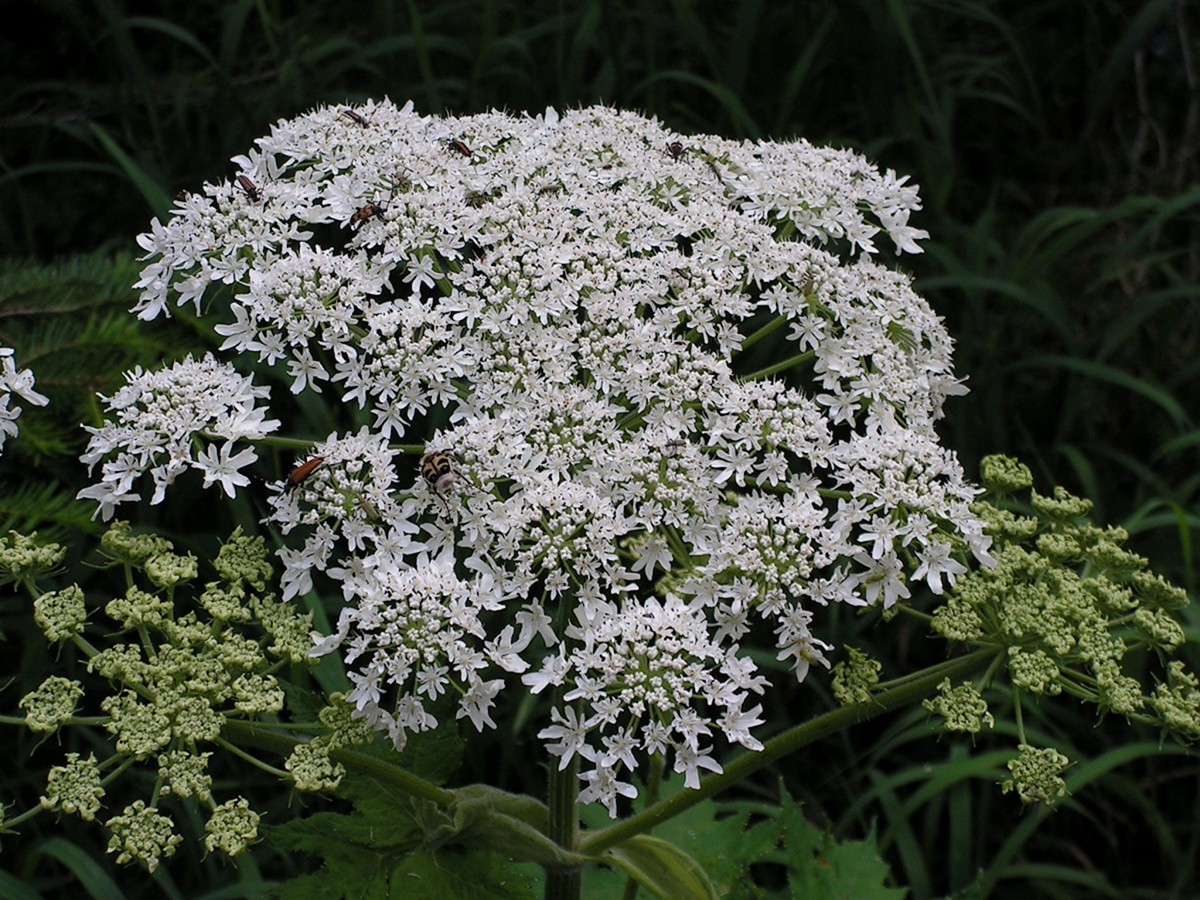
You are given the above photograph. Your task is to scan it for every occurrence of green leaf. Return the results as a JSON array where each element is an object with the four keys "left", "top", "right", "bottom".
[
  {"left": 774, "top": 795, "right": 905, "bottom": 900},
  {"left": 0, "top": 869, "right": 44, "bottom": 900},
  {"left": 605, "top": 778, "right": 909, "bottom": 899},
  {"left": 274, "top": 843, "right": 392, "bottom": 900},
  {"left": 391, "top": 847, "right": 538, "bottom": 899},
  {"left": 603, "top": 834, "right": 719, "bottom": 900},
  {"left": 641, "top": 793, "right": 775, "bottom": 896},
  {"left": 267, "top": 774, "right": 539, "bottom": 899}
]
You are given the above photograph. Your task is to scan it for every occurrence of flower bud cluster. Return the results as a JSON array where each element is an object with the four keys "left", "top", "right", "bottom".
[
  {"left": 926, "top": 455, "right": 1197, "bottom": 803},
  {"left": 8, "top": 524, "right": 314, "bottom": 871},
  {"left": 0, "top": 530, "right": 67, "bottom": 589}
]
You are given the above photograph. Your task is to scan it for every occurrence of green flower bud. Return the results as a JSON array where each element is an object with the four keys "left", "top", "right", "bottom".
[
  {"left": 923, "top": 678, "right": 994, "bottom": 734},
  {"left": 1133, "top": 607, "right": 1185, "bottom": 652},
  {"left": 0, "top": 531, "right": 66, "bottom": 586},
  {"left": 144, "top": 551, "right": 198, "bottom": 588},
  {"left": 1035, "top": 532, "right": 1081, "bottom": 563},
  {"left": 231, "top": 673, "right": 284, "bottom": 715},
  {"left": 100, "top": 521, "right": 173, "bottom": 567},
  {"left": 33, "top": 584, "right": 87, "bottom": 641},
  {"left": 979, "top": 455, "right": 1033, "bottom": 494},
  {"left": 105, "top": 801, "right": 182, "bottom": 872},
  {"left": 213, "top": 527, "right": 273, "bottom": 591},
  {"left": 1030, "top": 487, "right": 1092, "bottom": 522},
  {"left": 205, "top": 797, "right": 260, "bottom": 857},
  {"left": 102, "top": 690, "right": 172, "bottom": 758},
  {"left": 199, "top": 581, "right": 252, "bottom": 624},
  {"left": 40, "top": 752, "right": 104, "bottom": 821},
  {"left": 318, "top": 693, "right": 375, "bottom": 748},
  {"left": 1008, "top": 647, "right": 1062, "bottom": 695},
  {"left": 1002, "top": 744, "right": 1070, "bottom": 805},
  {"left": 1148, "top": 662, "right": 1200, "bottom": 740},
  {"left": 831, "top": 647, "right": 881, "bottom": 706},
  {"left": 286, "top": 739, "right": 345, "bottom": 792},
  {"left": 1085, "top": 541, "right": 1147, "bottom": 577},
  {"left": 106, "top": 586, "right": 172, "bottom": 629},
  {"left": 1093, "top": 658, "right": 1144, "bottom": 716},
  {"left": 169, "top": 695, "right": 224, "bottom": 743},
  {"left": 931, "top": 595, "right": 984, "bottom": 641},
  {"left": 20, "top": 676, "right": 84, "bottom": 733},
  {"left": 1132, "top": 571, "right": 1189, "bottom": 611},
  {"left": 158, "top": 750, "right": 213, "bottom": 801},
  {"left": 254, "top": 594, "right": 316, "bottom": 664}
]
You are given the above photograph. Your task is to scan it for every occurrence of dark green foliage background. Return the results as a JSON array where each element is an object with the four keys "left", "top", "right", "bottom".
[{"left": 1, "top": 1, "right": 1197, "bottom": 897}]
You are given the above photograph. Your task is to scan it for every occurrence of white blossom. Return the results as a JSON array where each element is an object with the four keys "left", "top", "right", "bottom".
[
  {"left": 113, "top": 101, "right": 992, "bottom": 811},
  {"left": 0, "top": 346, "right": 49, "bottom": 455},
  {"left": 76, "top": 355, "right": 278, "bottom": 520}
]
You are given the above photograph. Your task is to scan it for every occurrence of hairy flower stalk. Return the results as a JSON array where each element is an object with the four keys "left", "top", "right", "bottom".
[{"left": 85, "top": 100, "right": 994, "bottom": 821}]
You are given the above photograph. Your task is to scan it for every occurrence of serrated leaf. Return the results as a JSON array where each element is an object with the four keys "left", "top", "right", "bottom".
[
  {"left": 390, "top": 847, "right": 537, "bottom": 899},
  {"left": 266, "top": 774, "right": 539, "bottom": 900},
  {"left": 395, "top": 718, "right": 465, "bottom": 784},
  {"left": 607, "top": 779, "right": 778, "bottom": 897},
  {"left": 276, "top": 850, "right": 392, "bottom": 900},
  {"left": 776, "top": 797, "right": 905, "bottom": 900},
  {"left": 604, "top": 834, "right": 719, "bottom": 900},
  {"left": 264, "top": 804, "right": 423, "bottom": 855}
]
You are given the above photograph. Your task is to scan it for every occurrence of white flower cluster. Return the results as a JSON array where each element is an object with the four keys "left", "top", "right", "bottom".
[
  {"left": 77, "top": 354, "right": 279, "bottom": 519},
  {"left": 103, "top": 100, "right": 990, "bottom": 812},
  {"left": 1, "top": 346, "right": 49, "bottom": 455}
]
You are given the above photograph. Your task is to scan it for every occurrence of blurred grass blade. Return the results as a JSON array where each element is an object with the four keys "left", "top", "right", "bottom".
[
  {"left": 30, "top": 838, "right": 126, "bottom": 900},
  {"left": 1015, "top": 354, "right": 1190, "bottom": 428},
  {"left": 89, "top": 123, "right": 171, "bottom": 220}
]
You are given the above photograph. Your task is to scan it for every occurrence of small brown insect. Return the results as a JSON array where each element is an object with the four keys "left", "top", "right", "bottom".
[
  {"left": 419, "top": 449, "right": 457, "bottom": 492},
  {"left": 447, "top": 139, "right": 472, "bottom": 157},
  {"left": 350, "top": 201, "right": 387, "bottom": 226},
  {"left": 664, "top": 438, "right": 687, "bottom": 457},
  {"left": 285, "top": 456, "right": 325, "bottom": 492},
  {"left": 667, "top": 141, "right": 685, "bottom": 161},
  {"left": 235, "top": 174, "right": 262, "bottom": 202},
  {"left": 341, "top": 108, "right": 369, "bottom": 127}
]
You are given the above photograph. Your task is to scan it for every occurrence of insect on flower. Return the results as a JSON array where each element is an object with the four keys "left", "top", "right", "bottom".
[
  {"left": 419, "top": 449, "right": 457, "bottom": 492},
  {"left": 285, "top": 456, "right": 325, "bottom": 492},
  {"left": 341, "top": 108, "right": 369, "bottom": 127},
  {"left": 235, "top": 174, "right": 262, "bottom": 202},
  {"left": 350, "top": 201, "right": 388, "bottom": 226},
  {"left": 447, "top": 139, "right": 472, "bottom": 157},
  {"left": 667, "top": 141, "right": 685, "bottom": 161},
  {"left": 664, "top": 438, "right": 687, "bottom": 457},
  {"left": 464, "top": 189, "right": 490, "bottom": 208}
]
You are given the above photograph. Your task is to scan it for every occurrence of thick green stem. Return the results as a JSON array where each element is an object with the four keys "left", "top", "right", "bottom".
[
  {"left": 740, "top": 349, "right": 814, "bottom": 381},
  {"left": 737, "top": 314, "right": 787, "bottom": 353},
  {"left": 580, "top": 648, "right": 997, "bottom": 856},
  {"left": 545, "top": 750, "right": 582, "bottom": 900}
]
